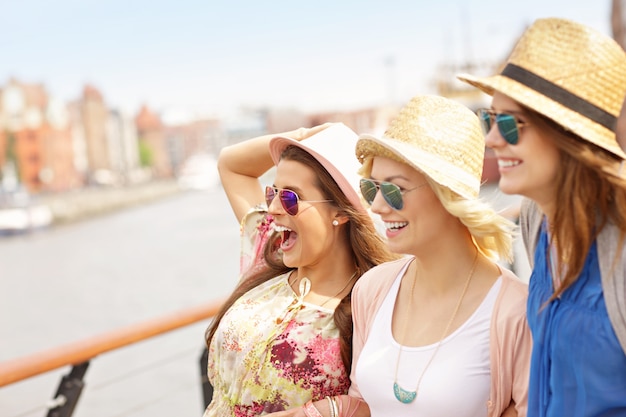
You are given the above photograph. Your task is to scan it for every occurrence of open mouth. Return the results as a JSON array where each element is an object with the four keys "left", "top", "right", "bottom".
[{"left": 273, "top": 223, "right": 297, "bottom": 250}]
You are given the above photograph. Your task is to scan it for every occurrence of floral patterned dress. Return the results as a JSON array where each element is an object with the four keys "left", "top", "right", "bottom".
[{"left": 203, "top": 208, "right": 350, "bottom": 417}]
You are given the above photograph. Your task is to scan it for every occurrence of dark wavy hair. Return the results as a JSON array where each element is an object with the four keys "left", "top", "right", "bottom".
[{"left": 205, "top": 145, "right": 396, "bottom": 371}]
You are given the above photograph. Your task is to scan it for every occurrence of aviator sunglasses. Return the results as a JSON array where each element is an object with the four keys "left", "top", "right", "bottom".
[
  {"left": 359, "top": 178, "right": 427, "bottom": 210},
  {"left": 265, "top": 186, "right": 332, "bottom": 216},
  {"left": 477, "top": 109, "right": 529, "bottom": 145}
]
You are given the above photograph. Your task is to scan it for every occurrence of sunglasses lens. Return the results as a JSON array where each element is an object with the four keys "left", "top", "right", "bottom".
[
  {"left": 359, "top": 179, "right": 378, "bottom": 205},
  {"left": 380, "top": 182, "right": 404, "bottom": 210},
  {"left": 496, "top": 114, "right": 519, "bottom": 145},
  {"left": 478, "top": 109, "right": 492, "bottom": 135},
  {"left": 265, "top": 186, "right": 276, "bottom": 208},
  {"left": 279, "top": 189, "right": 299, "bottom": 216}
]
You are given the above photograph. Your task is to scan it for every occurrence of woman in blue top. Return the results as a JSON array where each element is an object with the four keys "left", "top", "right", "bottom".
[{"left": 458, "top": 17, "right": 626, "bottom": 417}]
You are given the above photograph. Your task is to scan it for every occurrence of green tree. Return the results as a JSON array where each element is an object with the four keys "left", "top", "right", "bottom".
[
  {"left": 3, "top": 131, "right": 20, "bottom": 183},
  {"left": 138, "top": 138, "right": 153, "bottom": 168}
]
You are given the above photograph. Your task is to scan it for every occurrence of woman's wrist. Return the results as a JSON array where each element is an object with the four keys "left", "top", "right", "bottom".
[
  {"left": 326, "top": 396, "right": 338, "bottom": 417},
  {"left": 300, "top": 396, "right": 340, "bottom": 417},
  {"left": 302, "top": 400, "right": 324, "bottom": 417}
]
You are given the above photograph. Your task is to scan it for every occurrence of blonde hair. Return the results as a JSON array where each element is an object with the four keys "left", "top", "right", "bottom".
[
  {"left": 429, "top": 179, "right": 515, "bottom": 262},
  {"left": 360, "top": 156, "right": 516, "bottom": 262}
]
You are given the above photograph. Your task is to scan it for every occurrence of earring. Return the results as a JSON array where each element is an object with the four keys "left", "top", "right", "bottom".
[{"left": 332, "top": 219, "right": 339, "bottom": 226}]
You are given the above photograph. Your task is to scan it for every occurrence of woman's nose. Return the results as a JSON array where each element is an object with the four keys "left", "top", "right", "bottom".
[
  {"left": 370, "top": 188, "right": 392, "bottom": 214},
  {"left": 484, "top": 124, "right": 506, "bottom": 149},
  {"left": 266, "top": 194, "right": 283, "bottom": 215}
]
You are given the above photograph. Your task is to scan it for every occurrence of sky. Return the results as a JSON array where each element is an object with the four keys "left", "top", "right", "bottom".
[{"left": 0, "top": 0, "right": 615, "bottom": 123}]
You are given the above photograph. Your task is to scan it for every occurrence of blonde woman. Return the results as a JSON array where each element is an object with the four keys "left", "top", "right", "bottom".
[{"left": 339, "top": 95, "right": 531, "bottom": 417}]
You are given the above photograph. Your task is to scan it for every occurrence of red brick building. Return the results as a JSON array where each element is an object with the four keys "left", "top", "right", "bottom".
[{"left": 0, "top": 79, "right": 80, "bottom": 193}]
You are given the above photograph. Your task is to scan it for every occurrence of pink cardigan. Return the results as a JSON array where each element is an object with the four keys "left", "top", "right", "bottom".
[{"left": 346, "top": 256, "right": 531, "bottom": 417}]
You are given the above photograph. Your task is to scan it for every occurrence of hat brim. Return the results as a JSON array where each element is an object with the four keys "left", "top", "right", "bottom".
[
  {"left": 356, "top": 134, "right": 481, "bottom": 199},
  {"left": 269, "top": 126, "right": 365, "bottom": 213},
  {"left": 458, "top": 73, "right": 626, "bottom": 160}
]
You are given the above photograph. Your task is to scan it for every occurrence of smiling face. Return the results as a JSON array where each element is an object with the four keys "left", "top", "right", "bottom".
[
  {"left": 367, "top": 156, "right": 456, "bottom": 256},
  {"left": 485, "top": 92, "right": 561, "bottom": 212},
  {"left": 268, "top": 159, "right": 340, "bottom": 268}
]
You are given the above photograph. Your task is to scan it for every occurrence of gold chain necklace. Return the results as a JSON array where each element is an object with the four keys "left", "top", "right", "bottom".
[
  {"left": 292, "top": 270, "right": 358, "bottom": 307},
  {"left": 393, "top": 250, "right": 478, "bottom": 404}
]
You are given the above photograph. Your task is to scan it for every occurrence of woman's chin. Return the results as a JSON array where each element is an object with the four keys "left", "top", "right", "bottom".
[{"left": 498, "top": 178, "right": 520, "bottom": 196}]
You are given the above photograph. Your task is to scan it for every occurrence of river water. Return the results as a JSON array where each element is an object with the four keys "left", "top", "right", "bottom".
[{"left": 0, "top": 187, "right": 241, "bottom": 417}]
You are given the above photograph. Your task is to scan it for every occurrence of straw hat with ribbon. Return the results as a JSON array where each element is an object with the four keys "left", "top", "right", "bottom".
[
  {"left": 356, "top": 95, "right": 484, "bottom": 200},
  {"left": 458, "top": 17, "right": 626, "bottom": 159}
]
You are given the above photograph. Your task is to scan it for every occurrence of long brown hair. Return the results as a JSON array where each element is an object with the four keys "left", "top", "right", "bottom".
[
  {"left": 531, "top": 111, "right": 626, "bottom": 299},
  {"left": 206, "top": 145, "right": 396, "bottom": 371}
]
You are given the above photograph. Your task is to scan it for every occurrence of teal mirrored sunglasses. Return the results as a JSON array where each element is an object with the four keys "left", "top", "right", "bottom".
[{"left": 359, "top": 178, "right": 427, "bottom": 210}]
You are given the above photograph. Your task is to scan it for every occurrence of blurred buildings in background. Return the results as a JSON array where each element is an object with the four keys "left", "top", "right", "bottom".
[
  {"left": 0, "top": 80, "right": 222, "bottom": 194},
  {"left": 0, "top": 78, "right": 403, "bottom": 197},
  {"left": 1, "top": 2, "right": 624, "bottom": 197}
]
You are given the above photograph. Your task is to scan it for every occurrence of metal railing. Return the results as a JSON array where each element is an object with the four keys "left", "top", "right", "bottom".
[{"left": 0, "top": 298, "right": 225, "bottom": 417}]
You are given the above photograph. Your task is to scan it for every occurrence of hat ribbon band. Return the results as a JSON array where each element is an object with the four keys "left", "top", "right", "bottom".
[{"left": 501, "top": 63, "right": 616, "bottom": 130}]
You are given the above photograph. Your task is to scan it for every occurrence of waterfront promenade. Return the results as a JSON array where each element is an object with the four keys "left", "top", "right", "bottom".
[{"left": 38, "top": 180, "right": 183, "bottom": 226}]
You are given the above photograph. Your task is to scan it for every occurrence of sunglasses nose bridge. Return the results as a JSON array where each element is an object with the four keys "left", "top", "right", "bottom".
[
  {"left": 479, "top": 110, "right": 512, "bottom": 146},
  {"left": 265, "top": 188, "right": 280, "bottom": 211},
  {"left": 264, "top": 187, "right": 289, "bottom": 216},
  {"left": 482, "top": 117, "right": 510, "bottom": 148},
  {"left": 484, "top": 123, "right": 505, "bottom": 147},
  {"left": 369, "top": 182, "right": 399, "bottom": 211},
  {"left": 370, "top": 185, "right": 386, "bottom": 207}
]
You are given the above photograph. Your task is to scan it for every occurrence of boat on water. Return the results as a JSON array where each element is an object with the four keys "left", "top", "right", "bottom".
[
  {"left": 177, "top": 153, "right": 219, "bottom": 191},
  {"left": 0, "top": 185, "right": 52, "bottom": 236}
]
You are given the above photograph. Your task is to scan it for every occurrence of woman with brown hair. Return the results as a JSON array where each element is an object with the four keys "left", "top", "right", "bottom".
[
  {"left": 204, "top": 123, "right": 395, "bottom": 416},
  {"left": 459, "top": 17, "right": 626, "bottom": 417}
]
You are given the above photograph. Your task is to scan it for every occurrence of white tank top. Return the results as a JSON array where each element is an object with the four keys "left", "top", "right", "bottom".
[{"left": 355, "top": 263, "right": 501, "bottom": 417}]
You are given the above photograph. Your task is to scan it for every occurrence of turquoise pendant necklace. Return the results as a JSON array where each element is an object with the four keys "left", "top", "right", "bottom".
[
  {"left": 393, "top": 381, "right": 417, "bottom": 403},
  {"left": 393, "top": 252, "right": 478, "bottom": 404}
]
